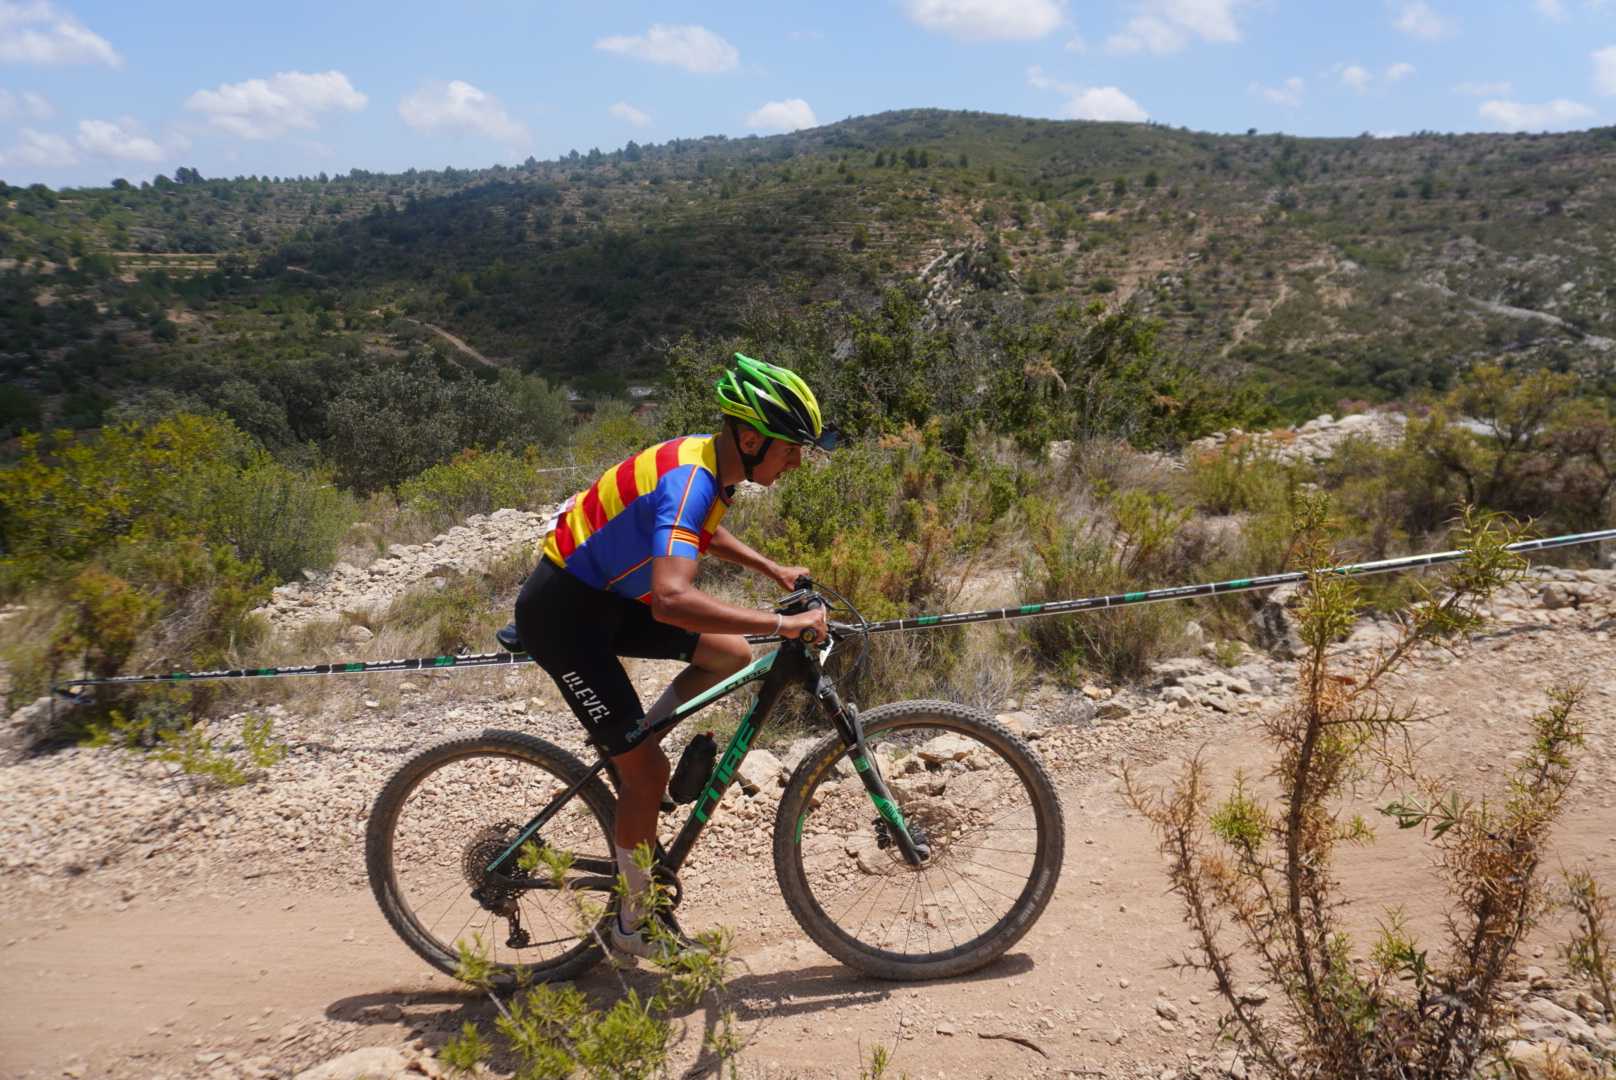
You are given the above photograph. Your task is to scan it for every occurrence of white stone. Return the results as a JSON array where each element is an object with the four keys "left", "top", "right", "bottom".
[
  {"left": 917, "top": 733, "right": 976, "bottom": 765},
  {"left": 735, "top": 749, "right": 785, "bottom": 795},
  {"left": 294, "top": 1046, "right": 415, "bottom": 1080}
]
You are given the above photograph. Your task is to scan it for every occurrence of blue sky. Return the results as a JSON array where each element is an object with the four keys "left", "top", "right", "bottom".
[{"left": 2, "top": 0, "right": 1614, "bottom": 187}]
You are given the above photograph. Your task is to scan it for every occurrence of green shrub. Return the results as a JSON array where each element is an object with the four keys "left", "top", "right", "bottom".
[
  {"left": 398, "top": 447, "right": 566, "bottom": 531},
  {"left": 214, "top": 458, "right": 355, "bottom": 581},
  {"left": 0, "top": 415, "right": 247, "bottom": 592},
  {"left": 446, "top": 842, "right": 742, "bottom": 1079},
  {"left": 0, "top": 413, "right": 350, "bottom": 592},
  {"left": 1019, "top": 496, "right": 1186, "bottom": 683},
  {"left": 1183, "top": 442, "right": 1294, "bottom": 515},
  {"left": 86, "top": 709, "right": 286, "bottom": 787},
  {"left": 572, "top": 400, "right": 653, "bottom": 471}
]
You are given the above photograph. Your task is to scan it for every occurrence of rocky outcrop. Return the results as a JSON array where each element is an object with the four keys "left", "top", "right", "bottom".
[
  {"left": 254, "top": 506, "right": 556, "bottom": 633},
  {"left": 2, "top": 694, "right": 84, "bottom": 761},
  {"left": 1190, "top": 410, "right": 1408, "bottom": 465}
]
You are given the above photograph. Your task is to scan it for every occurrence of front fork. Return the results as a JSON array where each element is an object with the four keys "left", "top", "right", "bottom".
[{"left": 814, "top": 675, "right": 930, "bottom": 867}]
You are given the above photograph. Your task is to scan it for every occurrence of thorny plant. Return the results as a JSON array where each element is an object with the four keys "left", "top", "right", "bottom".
[
  {"left": 440, "top": 841, "right": 745, "bottom": 1079},
  {"left": 1125, "top": 497, "right": 1593, "bottom": 1078},
  {"left": 1561, "top": 866, "right": 1616, "bottom": 1021}
]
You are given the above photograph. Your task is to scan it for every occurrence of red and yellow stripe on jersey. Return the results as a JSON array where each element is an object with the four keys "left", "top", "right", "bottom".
[{"left": 542, "top": 435, "right": 729, "bottom": 603}]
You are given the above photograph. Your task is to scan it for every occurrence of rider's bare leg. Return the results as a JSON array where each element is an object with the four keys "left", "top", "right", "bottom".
[
  {"left": 612, "top": 633, "right": 750, "bottom": 927},
  {"left": 641, "top": 633, "right": 752, "bottom": 732}
]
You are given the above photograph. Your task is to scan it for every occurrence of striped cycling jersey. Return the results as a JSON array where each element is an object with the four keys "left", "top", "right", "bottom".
[{"left": 542, "top": 434, "right": 730, "bottom": 603}]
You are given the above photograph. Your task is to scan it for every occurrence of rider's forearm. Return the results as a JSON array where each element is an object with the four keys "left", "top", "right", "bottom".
[
  {"left": 708, "top": 526, "right": 778, "bottom": 578},
  {"left": 651, "top": 581, "right": 780, "bottom": 637}
]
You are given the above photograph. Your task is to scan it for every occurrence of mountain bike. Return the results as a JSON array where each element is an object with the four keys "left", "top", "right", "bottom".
[{"left": 365, "top": 581, "right": 1065, "bottom": 986}]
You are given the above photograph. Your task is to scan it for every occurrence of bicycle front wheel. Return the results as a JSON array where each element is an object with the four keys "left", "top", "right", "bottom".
[
  {"left": 773, "top": 700, "right": 1065, "bottom": 981},
  {"left": 366, "top": 730, "right": 618, "bottom": 988}
]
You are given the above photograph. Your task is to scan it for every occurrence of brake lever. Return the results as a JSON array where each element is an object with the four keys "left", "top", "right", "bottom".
[{"left": 772, "top": 586, "right": 815, "bottom": 613}]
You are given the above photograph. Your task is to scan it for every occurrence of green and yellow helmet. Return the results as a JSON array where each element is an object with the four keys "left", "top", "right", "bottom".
[{"left": 714, "top": 354, "right": 837, "bottom": 449}]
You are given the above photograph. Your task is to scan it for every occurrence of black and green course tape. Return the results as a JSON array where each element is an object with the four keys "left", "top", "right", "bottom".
[{"left": 51, "top": 527, "right": 1616, "bottom": 695}]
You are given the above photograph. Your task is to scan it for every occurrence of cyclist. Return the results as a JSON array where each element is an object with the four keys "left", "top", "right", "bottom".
[{"left": 513, "top": 354, "right": 835, "bottom": 959}]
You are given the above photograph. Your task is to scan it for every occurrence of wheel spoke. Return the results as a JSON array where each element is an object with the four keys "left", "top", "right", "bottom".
[
  {"left": 371, "top": 739, "right": 614, "bottom": 984},
  {"left": 782, "top": 711, "right": 1061, "bottom": 974}
]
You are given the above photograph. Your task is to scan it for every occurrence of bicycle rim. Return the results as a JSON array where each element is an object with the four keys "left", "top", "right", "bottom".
[
  {"left": 775, "top": 701, "right": 1063, "bottom": 980},
  {"left": 368, "top": 733, "right": 617, "bottom": 984}
]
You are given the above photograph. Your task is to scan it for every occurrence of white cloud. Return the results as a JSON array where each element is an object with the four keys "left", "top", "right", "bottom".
[
  {"left": 594, "top": 24, "right": 739, "bottom": 73},
  {"left": 0, "top": 1, "right": 119, "bottom": 66},
  {"left": 1340, "top": 64, "right": 1372, "bottom": 92},
  {"left": 901, "top": 0, "right": 1064, "bottom": 42},
  {"left": 1595, "top": 46, "right": 1616, "bottom": 95},
  {"left": 1026, "top": 64, "right": 1063, "bottom": 91},
  {"left": 1479, "top": 97, "right": 1596, "bottom": 130},
  {"left": 1027, "top": 66, "right": 1147, "bottom": 121},
  {"left": 76, "top": 117, "right": 162, "bottom": 162},
  {"left": 0, "top": 126, "right": 76, "bottom": 166},
  {"left": 1107, "top": 0, "right": 1242, "bottom": 55},
  {"left": 1536, "top": 0, "right": 1567, "bottom": 18},
  {"left": 1064, "top": 86, "right": 1148, "bottom": 121},
  {"left": 609, "top": 101, "right": 651, "bottom": 128},
  {"left": 744, "top": 98, "right": 817, "bottom": 132},
  {"left": 185, "top": 70, "right": 367, "bottom": 140},
  {"left": 0, "top": 87, "right": 50, "bottom": 119},
  {"left": 1455, "top": 79, "right": 1511, "bottom": 96},
  {"left": 1392, "top": 2, "right": 1454, "bottom": 40},
  {"left": 1251, "top": 76, "right": 1304, "bottom": 106},
  {"left": 399, "top": 80, "right": 529, "bottom": 146},
  {"left": 1385, "top": 62, "right": 1415, "bottom": 82},
  {"left": 1064, "top": 33, "right": 1087, "bottom": 52}
]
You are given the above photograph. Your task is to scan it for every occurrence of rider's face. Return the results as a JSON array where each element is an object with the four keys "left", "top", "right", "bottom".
[{"left": 750, "top": 438, "right": 803, "bottom": 486}]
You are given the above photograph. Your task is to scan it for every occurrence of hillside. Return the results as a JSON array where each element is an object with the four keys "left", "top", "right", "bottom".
[
  {"left": 4, "top": 450, "right": 1615, "bottom": 1079},
  {"left": 4, "top": 109, "right": 1616, "bottom": 444}
]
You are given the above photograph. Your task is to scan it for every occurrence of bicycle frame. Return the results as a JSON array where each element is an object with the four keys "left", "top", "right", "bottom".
[{"left": 483, "top": 631, "right": 926, "bottom": 898}]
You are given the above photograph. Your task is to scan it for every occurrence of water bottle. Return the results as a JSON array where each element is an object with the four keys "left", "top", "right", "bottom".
[{"left": 667, "top": 732, "right": 718, "bottom": 804}]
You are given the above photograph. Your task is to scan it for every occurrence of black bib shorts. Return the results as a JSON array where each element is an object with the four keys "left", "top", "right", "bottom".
[{"left": 514, "top": 558, "right": 699, "bottom": 756}]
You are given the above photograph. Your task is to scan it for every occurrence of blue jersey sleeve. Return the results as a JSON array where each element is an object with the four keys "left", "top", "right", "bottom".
[{"left": 652, "top": 464, "right": 719, "bottom": 561}]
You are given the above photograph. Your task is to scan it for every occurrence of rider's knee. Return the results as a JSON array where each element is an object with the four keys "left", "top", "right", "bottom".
[{"left": 701, "top": 633, "right": 750, "bottom": 676}]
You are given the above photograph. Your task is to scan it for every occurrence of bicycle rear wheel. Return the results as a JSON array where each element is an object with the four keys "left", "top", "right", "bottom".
[
  {"left": 773, "top": 700, "right": 1064, "bottom": 980},
  {"left": 366, "top": 730, "right": 618, "bottom": 987}
]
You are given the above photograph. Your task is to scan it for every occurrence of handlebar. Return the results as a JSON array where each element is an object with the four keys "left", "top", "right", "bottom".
[
  {"left": 764, "top": 578, "right": 870, "bottom": 676},
  {"left": 770, "top": 577, "right": 855, "bottom": 645}
]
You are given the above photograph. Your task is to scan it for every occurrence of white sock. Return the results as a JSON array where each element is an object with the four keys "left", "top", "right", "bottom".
[
  {"left": 641, "top": 682, "right": 683, "bottom": 731},
  {"left": 616, "top": 843, "right": 652, "bottom": 931}
]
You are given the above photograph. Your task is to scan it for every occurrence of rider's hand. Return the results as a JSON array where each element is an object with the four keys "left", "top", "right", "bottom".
[
  {"left": 779, "top": 607, "right": 829, "bottom": 641},
  {"left": 769, "top": 562, "right": 811, "bottom": 591}
]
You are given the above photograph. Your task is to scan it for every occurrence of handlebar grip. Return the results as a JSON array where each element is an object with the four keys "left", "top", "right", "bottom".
[{"left": 800, "top": 626, "right": 820, "bottom": 645}]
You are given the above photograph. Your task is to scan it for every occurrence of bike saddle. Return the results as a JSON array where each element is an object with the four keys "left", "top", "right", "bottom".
[{"left": 495, "top": 622, "right": 523, "bottom": 652}]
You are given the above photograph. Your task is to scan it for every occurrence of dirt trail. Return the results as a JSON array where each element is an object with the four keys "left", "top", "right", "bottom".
[
  {"left": 408, "top": 320, "right": 503, "bottom": 367},
  {"left": 5, "top": 607, "right": 1615, "bottom": 1079}
]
